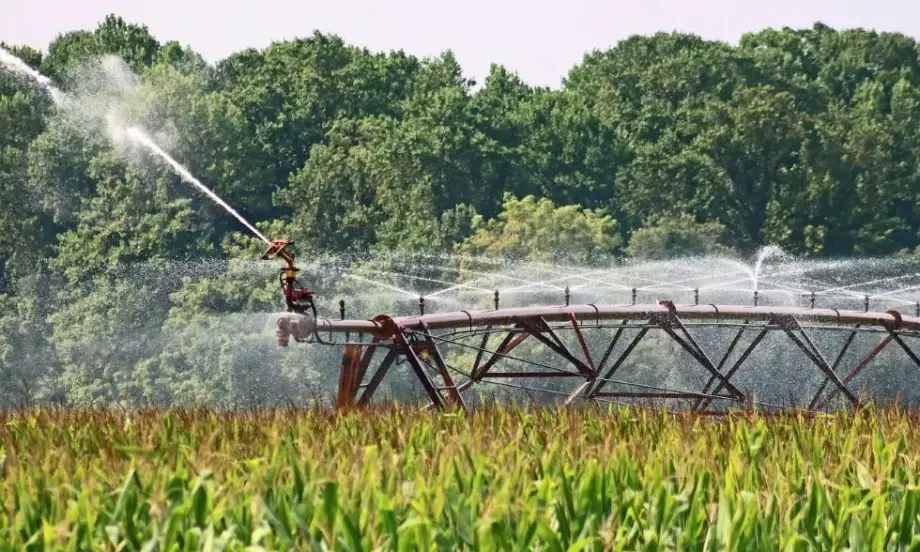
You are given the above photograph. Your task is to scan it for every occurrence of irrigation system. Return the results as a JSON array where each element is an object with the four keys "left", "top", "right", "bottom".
[
  {"left": 5, "top": 46, "right": 919, "bottom": 414},
  {"left": 264, "top": 240, "right": 920, "bottom": 414}
]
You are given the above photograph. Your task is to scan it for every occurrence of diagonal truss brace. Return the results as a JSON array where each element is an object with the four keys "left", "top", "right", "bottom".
[
  {"left": 780, "top": 316, "right": 860, "bottom": 407},
  {"left": 655, "top": 309, "right": 745, "bottom": 402}
]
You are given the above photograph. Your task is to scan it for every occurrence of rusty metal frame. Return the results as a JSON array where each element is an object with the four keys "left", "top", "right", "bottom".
[{"left": 311, "top": 302, "right": 920, "bottom": 412}]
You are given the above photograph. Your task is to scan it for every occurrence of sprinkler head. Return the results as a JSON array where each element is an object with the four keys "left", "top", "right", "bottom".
[
  {"left": 275, "top": 313, "right": 316, "bottom": 347},
  {"left": 276, "top": 316, "right": 291, "bottom": 347}
]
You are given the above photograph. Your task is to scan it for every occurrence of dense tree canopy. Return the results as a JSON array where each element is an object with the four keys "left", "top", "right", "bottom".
[{"left": 2, "top": 17, "right": 920, "bottom": 406}]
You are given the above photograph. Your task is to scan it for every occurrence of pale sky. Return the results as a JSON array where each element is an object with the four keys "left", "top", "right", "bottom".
[{"left": 2, "top": 0, "right": 919, "bottom": 87}]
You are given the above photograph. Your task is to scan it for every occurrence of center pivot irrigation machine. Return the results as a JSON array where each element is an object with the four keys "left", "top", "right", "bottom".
[{"left": 263, "top": 241, "right": 920, "bottom": 414}]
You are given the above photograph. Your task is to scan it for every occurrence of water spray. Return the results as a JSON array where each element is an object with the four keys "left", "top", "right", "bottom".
[
  {"left": 0, "top": 47, "right": 64, "bottom": 104},
  {"left": 124, "top": 127, "right": 271, "bottom": 245}
]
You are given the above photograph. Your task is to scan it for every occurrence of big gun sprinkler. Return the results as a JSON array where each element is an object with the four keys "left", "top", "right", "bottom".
[{"left": 262, "top": 239, "right": 317, "bottom": 346}]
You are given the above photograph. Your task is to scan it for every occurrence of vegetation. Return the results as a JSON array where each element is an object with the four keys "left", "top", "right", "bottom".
[
  {"left": 3, "top": 16, "right": 920, "bottom": 406},
  {"left": 2, "top": 406, "right": 920, "bottom": 550}
]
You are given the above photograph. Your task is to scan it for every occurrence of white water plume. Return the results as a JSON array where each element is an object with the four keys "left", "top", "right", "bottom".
[
  {"left": 751, "top": 245, "right": 787, "bottom": 291},
  {"left": 1, "top": 48, "right": 271, "bottom": 246},
  {"left": 332, "top": 250, "right": 920, "bottom": 315},
  {"left": 124, "top": 126, "right": 271, "bottom": 245},
  {"left": 0, "top": 46, "right": 64, "bottom": 103}
]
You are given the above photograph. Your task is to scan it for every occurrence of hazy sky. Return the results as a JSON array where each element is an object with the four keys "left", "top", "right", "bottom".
[{"left": 3, "top": 0, "right": 919, "bottom": 87}]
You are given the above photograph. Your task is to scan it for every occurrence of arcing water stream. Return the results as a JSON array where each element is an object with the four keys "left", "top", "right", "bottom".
[
  {"left": 0, "top": 48, "right": 271, "bottom": 246},
  {"left": 5, "top": 46, "right": 920, "bottom": 318},
  {"left": 0, "top": 46, "right": 64, "bottom": 103},
  {"left": 7, "top": 47, "right": 920, "bottom": 409},
  {"left": 124, "top": 127, "right": 271, "bottom": 244}
]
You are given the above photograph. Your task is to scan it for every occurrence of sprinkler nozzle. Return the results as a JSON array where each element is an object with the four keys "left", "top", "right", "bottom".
[{"left": 276, "top": 317, "right": 291, "bottom": 347}]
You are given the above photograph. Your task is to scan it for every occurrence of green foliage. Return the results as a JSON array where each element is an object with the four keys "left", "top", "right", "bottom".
[
  {"left": 41, "top": 15, "right": 161, "bottom": 80},
  {"left": 626, "top": 215, "right": 734, "bottom": 260},
  {"left": 457, "top": 194, "right": 621, "bottom": 262},
  {"left": 4, "top": 15, "right": 920, "bottom": 404},
  {"left": 3, "top": 407, "right": 920, "bottom": 549}
]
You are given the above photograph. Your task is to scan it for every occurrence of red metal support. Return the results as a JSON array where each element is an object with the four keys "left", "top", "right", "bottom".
[
  {"left": 277, "top": 301, "right": 920, "bottom": 412},
  {"left": 587, "top": 325, "right": 651, "bottom": 398},
  {"left": 695, "top": 324, "right": 772, "bottom": 411},
  {"left": 517, "top": 317, "right": 594, "bottom": 377},
  {"left": 815, "top": 334, "right": 892, "bottom": 410},
  {"left": 698, "top": 324, "right": 746, "bottom": 393},
  {"left": 807, "top": 326, "right": 861, "bottom": 410},
  {"left": 470, "top": 329, "right": 531, "bottom": 381},
  {"left": 656, "top": 310, "right": 745, "bottom": 402},
  {"left": 419, "top": 322, "right": 467, "bottom": 411},
  {"left": 336, "top": 344, "right": 363, "bottom": 409},
  {"left": 357, "top": 349, "right": 397, "bottom": 406},
  {"left": 884, "top": 326, "right": 920, "bottom": 370},
  {"left": 471, "top": 328, "right": 491, "bottom": 376},
  {"left": 568, "top": 313, "right": 597, "bottom": 375},
  {"left": 781, "top": 317, "right": 860, "bottom": 407},
  {"left": 395, "top": 330, "right": 448, "bottom": 410},
  {"left": 595, "top": 320, "right": 628, "bottom": 374},
  {"left": 355, "top": 335, "right": 382, "bottom": 390}
]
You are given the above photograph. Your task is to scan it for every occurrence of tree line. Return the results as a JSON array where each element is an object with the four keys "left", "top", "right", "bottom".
[{"left": 1, "top": 16, "right": 919, "bottom": 406}]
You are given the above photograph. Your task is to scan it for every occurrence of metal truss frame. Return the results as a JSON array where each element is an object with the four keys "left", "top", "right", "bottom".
[{"left": 283, "top": 302, "right": 920, "bottom": 413}]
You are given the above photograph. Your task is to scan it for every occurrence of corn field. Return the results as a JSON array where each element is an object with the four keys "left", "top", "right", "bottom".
[{"left": 3, "top": 406, "right": 920, "bottom": 550}]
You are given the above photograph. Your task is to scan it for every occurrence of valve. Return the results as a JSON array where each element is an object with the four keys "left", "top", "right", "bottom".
[{"left": 262, "top": 239, "right": 317, "bottom": 318}]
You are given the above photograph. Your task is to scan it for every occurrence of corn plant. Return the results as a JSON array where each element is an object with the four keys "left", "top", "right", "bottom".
[{"left": 2, "top": 405, "right": 920, "bottom": 550}]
